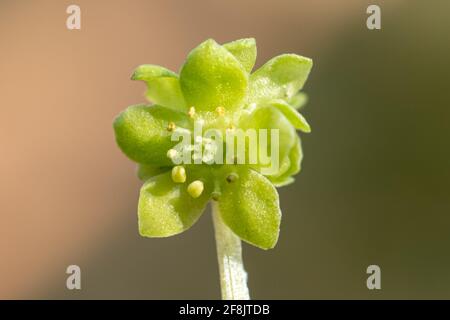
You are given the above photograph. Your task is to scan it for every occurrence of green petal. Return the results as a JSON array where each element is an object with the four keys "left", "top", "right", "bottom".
[
  {"left": 272, "top": 154, "right": 292, "bottom": 179},
  {"left": 218, "top": 167, "right": 281, "bottom": 249},
  {"left": 284, "top": 135, "right": 302, "bottom": 177},
  {"left": 272, "top": 177, "right": 295, "bottom": 187},
  {"left": 131, "top": 65, "right": 186, "bottom": 111},
  {"left": 113, "top": 104, "right": 191, "bottom": 165},
  {"left": 268, "top": 135, "right": 302, "bottom": 186},
  {"left": 269, "top": 100, "right": 311, "bottom": 132},
  {"left": 138, "top": 171, "right": 210, "bottom": 237},
  {"left": 250, "top": 54, "right": 312, "bottom": 102},
  {"left": 145, "top": 77, "right": 186, "bottom": 111},
  {"left": 223, "top": 38, "right": 257, "bottom": 73},
  {"left": 137, "top": 164, "right": 170, "bottom": 181},
  {"left": 180, "top": 39, "right": 248, "bottom": 112},
  {"left": 289, "top": 92, "right": 308, "bottom": 110},
  {"left": 240, "top": 106, "right": 296, "bottom": 177}
]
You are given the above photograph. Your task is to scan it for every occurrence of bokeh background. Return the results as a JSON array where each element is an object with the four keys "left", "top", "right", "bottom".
[{"left": 1, "top": 0, "right": 449, "bottom": 299}]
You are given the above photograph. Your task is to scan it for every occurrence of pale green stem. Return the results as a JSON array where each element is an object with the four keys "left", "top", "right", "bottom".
[{"left": 212, "top": 201, "right": 250, "bottom": 300}]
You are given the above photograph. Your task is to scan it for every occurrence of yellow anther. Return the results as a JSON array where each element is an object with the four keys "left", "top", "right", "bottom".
[
  {"left": 171, "top": 166, "right": 186, "bottom": 183},
  {"left": 188, "top": 106, "right": 196, "bottom": 118},
  {"left": 167, "top": 122, "right": 176, "bottom": 131},
  {"left": 216, "top": 106, "right": 225, "bottom": 116},
  {"left": 187, "top": 180, "right": 204, "bottom": 198}
]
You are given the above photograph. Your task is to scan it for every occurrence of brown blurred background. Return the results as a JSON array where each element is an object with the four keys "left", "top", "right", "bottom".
[{"left": 1, "top": 0, "right": 449, "bottom": 299}]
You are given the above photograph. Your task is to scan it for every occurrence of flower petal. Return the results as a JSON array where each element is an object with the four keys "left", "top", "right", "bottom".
[
  {"left": 250, "top": 54, "right": 312, "bottom": 102},
  {"left": 131, "top": 64, "right": 177, "bottom": 80},
  {"left": 272, "top": 176, "right": 295, "bottom": 187},
  {"left": 180, "top": 39, "right": 248, "bottom": 112},
  {"left": 268, "top": 99, "right": 311, "bottom": 132},
  {"left": 138, "top": 171, "right": 210, "bottom": 237},
  {"left": 145, "top": 77, "right": 186, "bottom": 111},
  {"left": 131, "top": 65, "right": 186, "bottom": 111},
  {"left": 113, "top": 104, "right": 191, "bottom": 165},
  {"left": 223, "top": 38, "right": 257, "bottom": 73},
  {"left": 240, "top": 105, "right": 296, "bottom": 177},
  {"left": 218, "top": 167, "right": 281, "bottom": 249},
  {"left": 289, "top": 92, "right": 308, "bottom": 110},
  {"left": 269, "top": 135, "right": 302, "bottom": 187}
]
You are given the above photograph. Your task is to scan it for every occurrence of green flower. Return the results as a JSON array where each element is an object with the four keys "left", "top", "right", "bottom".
[{"left": 113, "top": 38, "right": 312, "bottom": 249}]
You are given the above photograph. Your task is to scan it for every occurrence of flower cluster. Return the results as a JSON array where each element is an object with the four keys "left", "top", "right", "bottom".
[{"left": 113, "top": 38, "right": 312, "bottom": 249}]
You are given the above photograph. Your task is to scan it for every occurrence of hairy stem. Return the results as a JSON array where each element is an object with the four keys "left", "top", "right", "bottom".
[{"left": 212, "top": 202, "right": 250, "bottom": 300}]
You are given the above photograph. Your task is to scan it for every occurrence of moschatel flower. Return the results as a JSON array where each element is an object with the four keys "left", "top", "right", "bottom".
[{"left": 113, "top": 38, "right": 312, "bottom": 250}]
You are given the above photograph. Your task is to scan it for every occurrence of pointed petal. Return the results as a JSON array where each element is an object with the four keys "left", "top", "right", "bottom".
[
  {"left": 131, "top": 65, "right": 186, "bottom": 111},
  {"left": 250, "top": 54, "right": 312, "bottom": 102},
  {"left": 180, "top": 39, "right": 248, "bottom": 112},
  {"left": 223, "top": 38, "right": 257, "bottom": 73},
  {"left": 131, "top": 64, "right": 177, "bottom": 81}
]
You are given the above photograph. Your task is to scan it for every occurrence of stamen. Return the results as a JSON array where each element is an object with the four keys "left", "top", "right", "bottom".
[
  {"left": 171, "top": 166, "right": 186, "bottom": 183},
  {"left": 187, "top": 180, "right": 204, "bottom": 198}
]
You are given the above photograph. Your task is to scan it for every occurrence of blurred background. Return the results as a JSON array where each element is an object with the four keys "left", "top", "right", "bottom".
[{"left": 1, "top": 0, "right": 449, "bottom": 299}]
